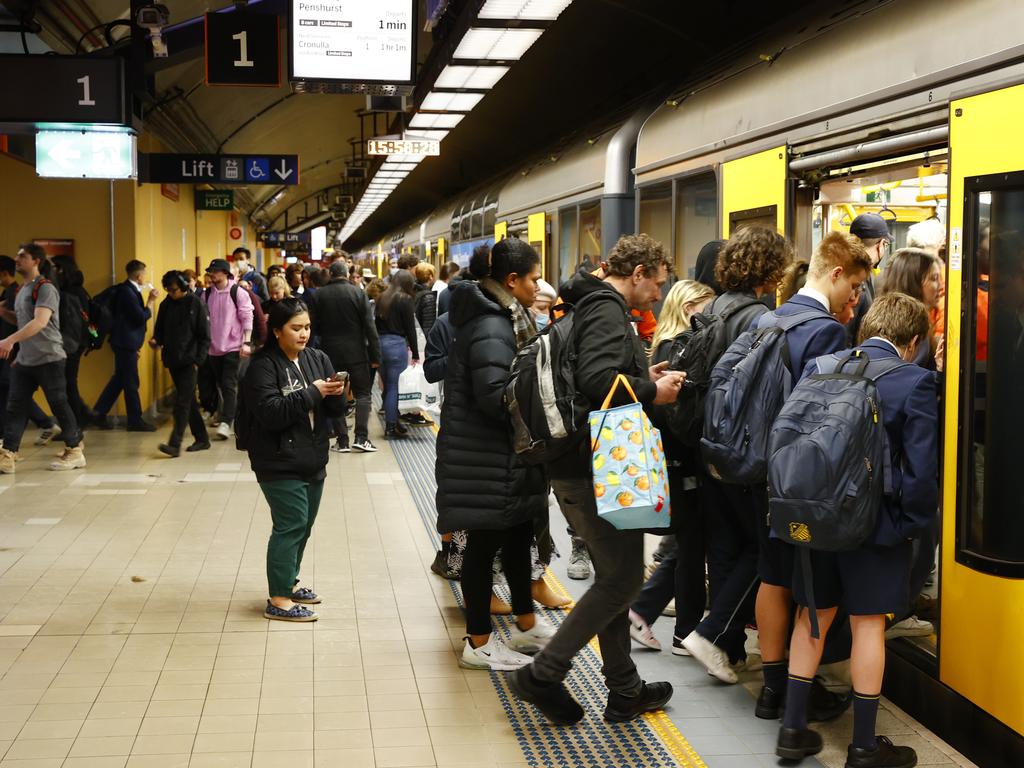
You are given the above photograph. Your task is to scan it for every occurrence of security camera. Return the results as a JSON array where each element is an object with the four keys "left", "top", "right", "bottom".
[{"left": 136, "top": 4, "right": 170, "bottom": 57}]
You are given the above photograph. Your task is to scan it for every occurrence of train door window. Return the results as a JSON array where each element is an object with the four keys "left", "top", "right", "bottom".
[
  {"left": 638, "top": 181, "right": 672, "bottom": 263},
  {"left": 558, "top": 207, "right": 578, "bottom": 286},
  {"left": 675, "top": 173, "right": 717, "bottom": 278},
  {"left": 482, "top": 192, "right": 498, "bottom": 236},
  {"left": 451, "top": 203, "right": 465, "bottom": 244},
  {"left": 958, "top": 176, "right": 1024, "bottom": 575},
  {"left": 729, "top": 205, "right": 778, "bottom": 234},
  {"left": 578, "top": 199, "right": 602, "bottom": 272}
]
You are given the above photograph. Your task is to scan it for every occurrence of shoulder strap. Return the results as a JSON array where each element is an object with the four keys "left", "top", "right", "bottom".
[
  {"left": 229, "top": 283, "right": 239, "bottom": 307},
  {"left": 757, "top": 308, "right": 831, "bottom": 332},
  {"left": 203, "top": 287, "right": 211, "bottom": 303},
  {"left": 31, "top": 278, "right": 52, "bottom": 305},
  {"left": 815, "top": 350, "right": 909, "bottom": 380},
  {"left": 717, "top": 297, "right": 762, "bottom": 321}
]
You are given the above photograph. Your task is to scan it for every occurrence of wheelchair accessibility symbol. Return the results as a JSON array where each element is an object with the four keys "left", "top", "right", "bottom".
[{"left": 245, "top": 158, "right": 270, "bottom": 182}]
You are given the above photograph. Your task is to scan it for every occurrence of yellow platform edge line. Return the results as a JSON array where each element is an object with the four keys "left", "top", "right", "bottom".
[{"left": 543, "top": 569, "right": 709, "bottom": 768}]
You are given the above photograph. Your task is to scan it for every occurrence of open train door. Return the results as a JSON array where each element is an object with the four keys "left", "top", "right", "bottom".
[
  {"left": 720, "top": 145, "right": 788, "bottom": 236},
  {"left": 941, "top": 83, "right": 1024, "bottom": 737}
]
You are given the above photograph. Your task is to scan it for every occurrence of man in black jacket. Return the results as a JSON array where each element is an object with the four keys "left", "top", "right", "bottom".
[
  {"left": 151, "top": 271, "right": 211, "bottom": 456},
  {"left": 509, "top": 234, "right": 685, "bottom": 725},
  {"left": 92, "top": 259, "right": 158, "bottom": 431},
  {"left": 308, "top": 260, "right": 381, "bottom": 452}
]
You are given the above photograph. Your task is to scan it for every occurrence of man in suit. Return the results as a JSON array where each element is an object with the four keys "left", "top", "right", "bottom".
[
  {"left": 308, "top": 258, "right": 381, "bottom": 453},
  {"left": 92, "top": 259, "right": 158, "bottom": 431},
  {"left": 748, "top": 232, "right": 871, "bottom": 721},
  {"left": 777, "top": 292, "right": 936, "bottom": 768}
]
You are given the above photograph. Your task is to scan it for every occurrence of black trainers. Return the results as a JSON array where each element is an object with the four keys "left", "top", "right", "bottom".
[
  {"left": 506, "top": 665, "right": 584, "bottom": 725},
  {"left": 400, "top": 412, "right": 431, "bottom": 426},
  {"left": 776, "top": 726, "right": 824, "bottom": 761},
  {"left": 158, "top": 443, "right": 181, "bottom": 457},
  {"left": 331, "top": 438, "right": 350, "bottom": 453},
  {"left": 846, "top": 736, "right": 917, "bottom": 768},
  {"left": 385, "top": 425, "right": 408, "bottom": 440},
  {"left": 186, "top": 441, "right": 211, "bottom": 452},
  {"left": 604, "top": 681, "right": 673, "bottom": 723},
  {"left": 351, "top": 438, "right": 377, "bottom": 453},
  {"left": 756, "top": 685, "right": 784, "bottom": 719}
]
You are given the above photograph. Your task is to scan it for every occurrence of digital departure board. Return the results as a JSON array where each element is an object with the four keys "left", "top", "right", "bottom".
[{"left": 290, "top": 0, "right": 416, "bottom": 84}]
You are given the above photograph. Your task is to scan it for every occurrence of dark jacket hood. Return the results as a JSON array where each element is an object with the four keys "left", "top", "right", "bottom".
[
  {"left": 694, "top": 240, "right": 726, "bottom": 294},
  {"left": 448, "top": 279, "right": 508, "bottom": 328},
  {"left": 560, "top": 269, "right": 625, "bottom": 308}
]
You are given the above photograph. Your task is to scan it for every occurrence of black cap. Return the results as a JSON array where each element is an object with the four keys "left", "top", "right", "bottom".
[
  {"left": 849, "top": 213, "right": 892, "bottom": 241},
  {"left": 205, "top": 258, "right": 231, "bottom": 274}
]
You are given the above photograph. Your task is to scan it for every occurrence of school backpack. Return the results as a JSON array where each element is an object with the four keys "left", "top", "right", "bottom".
[
  {"left": 766, "top": 349, "right": 908, "bottom": 636},
  {"left": 86, "top": 285, "right": 116, "bottom": 352},
  {"left": 700, "top": 308, "right": 828, "bottom": 485},
  {"left": 662, "top": 298, "right": 762, "bottom": 447},
  {"left": 204, "top": 283, "right": 267, "bottom": 346},
  {"left": 504, "top": 291, "right": 620, "bottom": 465},
  {"left": 30, "top": 280, "right": 88, "bottom": 356}
]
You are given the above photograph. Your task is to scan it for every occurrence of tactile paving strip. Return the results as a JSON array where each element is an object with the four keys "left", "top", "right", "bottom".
[{"left": 384, "top": 415, "right": 707, "bottom": 767}]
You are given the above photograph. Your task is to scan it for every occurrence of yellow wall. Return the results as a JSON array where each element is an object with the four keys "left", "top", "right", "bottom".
[
  {"left": 720, "top": 145, "right": 787, "bottom": 236},
  {"left": 0, "top": 132, "right": 244, "bottom": 420}
]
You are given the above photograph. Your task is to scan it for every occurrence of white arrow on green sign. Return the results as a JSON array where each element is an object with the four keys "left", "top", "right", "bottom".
[{"left": 36, "top": 130, "right": 136, "bottom": 180}]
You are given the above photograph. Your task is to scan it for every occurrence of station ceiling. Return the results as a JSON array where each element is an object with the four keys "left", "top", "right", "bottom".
[{"left": 4, "top": 0, "right": 819, "bottom": 247}]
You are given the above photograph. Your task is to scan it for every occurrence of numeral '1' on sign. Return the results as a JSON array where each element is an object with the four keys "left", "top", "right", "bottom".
[
  {"left": 232, "top": 31, "right": 254, "bottom": 68},
  {"left": 77, "top": 75, "right": 95, "bottom": 106}
]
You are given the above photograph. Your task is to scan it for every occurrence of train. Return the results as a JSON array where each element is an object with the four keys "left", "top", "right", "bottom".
[{"left": 354, "top": 1, "right": 1024, "bottom": 763}]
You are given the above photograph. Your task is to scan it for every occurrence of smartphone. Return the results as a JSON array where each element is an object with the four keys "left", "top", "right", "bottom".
[{"left": 332, "top": 372, "right": 350, "bottom": 383}]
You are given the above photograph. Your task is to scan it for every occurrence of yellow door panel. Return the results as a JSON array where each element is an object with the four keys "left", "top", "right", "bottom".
[
  {"left": 528, "top": 212, "right": 547, "bottom": 279},
  {"left": 721, "top": 145, "right": 787, "bottom": 237},
  {"left": 495, "top": 221, "right": 508, "bottom": 242},
  {"left": 941, "top": 82, "right": 1024, "bottom": 736}
]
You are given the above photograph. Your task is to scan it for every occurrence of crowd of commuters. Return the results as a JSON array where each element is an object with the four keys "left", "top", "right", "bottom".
[{"left": 0, "top": 216, "right": 946, "bottom": 767}]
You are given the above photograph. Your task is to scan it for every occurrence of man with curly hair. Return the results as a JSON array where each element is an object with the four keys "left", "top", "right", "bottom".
[{"left": 508, "top": 233, "right": 685, "bottom": 726}]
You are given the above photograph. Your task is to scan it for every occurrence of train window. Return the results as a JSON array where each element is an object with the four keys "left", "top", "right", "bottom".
[
  {"left": 638, "top": 182, "right": 672, "bottom": 264},
  {"left": 483, "top": 191, "right": 498, "bottom": 235},
  {"left": 462, "top": 200, "right": 474, "bottom": 241},
  {"left": 470, "top": 197, "right": 484, "bottom": 239},
  {"left": 676, "top": 173, "right": 718, "bottom": 278},
  {"left": 958, "top": 179, "right": 1024, "bottom": 575},
  {"left": 578, "top": 200, "right": 602, "bottom": 272},
  {"left": 558, "top": 207, "right": 578, "bottom": 285}
]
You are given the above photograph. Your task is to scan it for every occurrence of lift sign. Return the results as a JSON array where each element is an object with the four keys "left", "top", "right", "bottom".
[{"left": 367, "top": 139, "right": 439, "bottom": 156}]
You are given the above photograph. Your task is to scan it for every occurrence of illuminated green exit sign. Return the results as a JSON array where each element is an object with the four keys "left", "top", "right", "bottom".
[{"left": 36, "top": 130, "right": 136, "bottom": 179}]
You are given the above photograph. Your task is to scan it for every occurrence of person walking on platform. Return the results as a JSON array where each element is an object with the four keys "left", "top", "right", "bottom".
[
  {"left": 233, "top": 247, "right": 268, "bottom": 303},
  {"left": 240, "top": 298, "right": 345, "bottom": 622},
  {"left": 776, "top": 293, "right": 936, "bottom": 768},
  {"left": 0, "top": 254, "right": 61, "bottom": 448},
  {"left": 508, "top": 234, "right": 684, "bottom": 724},
  {"left": 309, "top": 259, "right": 380, "bottom": 453},
  {"left": 150, "top": 270, "right": 211, "bottom": 457},
  {"left": 202, "top": 258, "right": 254, "bottom": 440},
  {"left": 436, "top": 239, "right": 554, "bottom": 671},
  {"left": 91, "top": 259, "right": 158, "bottom": 432},
  {"left": 0, "top": 244, "right": 85, "bottom": 472},
  {"left": 374, "top": 270, "right": 419, "bottom": 439}
]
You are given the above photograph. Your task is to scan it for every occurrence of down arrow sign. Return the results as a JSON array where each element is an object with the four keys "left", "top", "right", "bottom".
[{"left": 274, "top": 160, "right": 293, "bottom": 181}]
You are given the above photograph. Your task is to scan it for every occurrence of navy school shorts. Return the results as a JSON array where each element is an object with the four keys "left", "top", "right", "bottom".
[{"left": 791, "top": 541, "right": 913, "bottom": 616}]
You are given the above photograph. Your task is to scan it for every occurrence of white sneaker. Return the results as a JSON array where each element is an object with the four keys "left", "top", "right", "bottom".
[
  {"left": 681, "top": 630, "right": 738, "bottom": 684},
  {"left": 507, "top": 614, "right": 557, "bottom": 654},
  {"left": 215, "top": 422, "right": 232, "bottom": 441},
  {"left": 459, "top": 636, "right": 532, "bottom": 671},
  {"left": 885, "top": 615, "right": 934, "bottom": 639},
  {"left": 628, "top": 609, "right": 662, "bottom": 651},
  {"left": 0, "top": 447, "right": 17, "bottom": 474},
  {"left": 50, "top": 445, "right": 86, "bottom": 471},
  {"left": 35, "top": 426, "right": 61, "bottom": 446}
]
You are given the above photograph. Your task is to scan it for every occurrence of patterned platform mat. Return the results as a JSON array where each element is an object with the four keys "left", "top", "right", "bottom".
[{"left": 385, "top": 420, "right": 707, "bottom": 768}]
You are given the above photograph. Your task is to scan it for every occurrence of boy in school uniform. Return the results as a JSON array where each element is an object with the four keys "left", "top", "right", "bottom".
[
  {"left": 777, "top": 292, "right": 937, "bottom": 768},
  {"left": 749, "top": 232, "right": 872, "bottom": 719}
]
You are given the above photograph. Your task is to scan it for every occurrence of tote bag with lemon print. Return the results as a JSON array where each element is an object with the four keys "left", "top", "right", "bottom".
[{"left": 589, "top": 375, "right": 671, "bottom": 530}]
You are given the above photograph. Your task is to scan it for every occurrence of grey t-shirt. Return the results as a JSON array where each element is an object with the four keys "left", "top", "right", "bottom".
[{"left": 14, "top": 277, "right": 65, "bottom": 366}]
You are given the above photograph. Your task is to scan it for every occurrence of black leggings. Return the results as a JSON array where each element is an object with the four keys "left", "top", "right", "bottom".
[{"left": 462, "top": 520, "right": 534, "bottom": 636}]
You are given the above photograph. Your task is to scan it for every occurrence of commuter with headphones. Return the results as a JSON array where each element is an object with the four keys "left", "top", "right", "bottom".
[{"left": 149, "top": 270, "right": 212, "bottom": 456}]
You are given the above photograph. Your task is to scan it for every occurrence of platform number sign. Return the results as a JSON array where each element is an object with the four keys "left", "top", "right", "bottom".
[
  {"left": 0, "top": 55, "right": 127, "bottom": 125},
  {"left": 205, "top": 12, "right": 280, "bottom": 87}
]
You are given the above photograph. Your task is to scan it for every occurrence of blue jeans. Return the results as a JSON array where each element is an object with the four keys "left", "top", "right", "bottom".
[
  {"left": 94, "top": 345, "right": 143, "bottom": 425},
  {"left": 379, "top": 334, "right": 408, "bottom": 426}
]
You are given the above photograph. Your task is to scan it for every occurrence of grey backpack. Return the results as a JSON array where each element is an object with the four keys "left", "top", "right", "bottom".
[{"left": 767, "top": 349, "right": 907, "bottom": 635}]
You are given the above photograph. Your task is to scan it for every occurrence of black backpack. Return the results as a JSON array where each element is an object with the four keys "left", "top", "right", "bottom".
[
  {"left": 205, "top": 284, "right": 267, "bottom": 346},
  {"left": 504, "top": 292, "right": 619, "bottom": 465},
  {"left": 86, "top": 286, "right": 116, "bottom": 352},
  {"left": 661, "top": 299, "right": 761, "bottom": 446},
  {"left": 701, "top": 308, "right": 829, "bottom": 485},
  {"left": 29, "top": 280, "right": 87, "bottom": 356},
  {"left": 767, "top": 348, "right": 907, "bottom": 636}
]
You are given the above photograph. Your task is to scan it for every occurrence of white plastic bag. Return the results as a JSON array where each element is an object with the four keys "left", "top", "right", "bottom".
[{"left": 397, "top": 365, "right": 440, "bottom": 415}]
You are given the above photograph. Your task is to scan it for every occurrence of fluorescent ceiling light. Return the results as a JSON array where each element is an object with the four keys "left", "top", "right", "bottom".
[
  {"left": 381, "top": 162, "right": 419, "bottom": 170},
  {"left": 435, "top": 65, "right": 509, "bottom": 90},
  {"left": 386, "top": 153, "right": 427, "bottom": 164},
  {"left": 453, "top": 28, "right": 542, "bottom": 60},
  {"left": 409, "top": 112, "right": 464, "bottom": 129},
  {"left": 479, "top": 0, "right": 573, "bottom": 20},
  {"left": 420, "top": 91, "right": 485, "bottom": 112},
  {"left": 403, "top": 130, "right": 450, "bottom": 143}
]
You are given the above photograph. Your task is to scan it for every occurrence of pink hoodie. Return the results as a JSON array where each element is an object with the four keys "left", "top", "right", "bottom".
[{"left": 205, "top": 279, "right": 254, "bottom": 356}]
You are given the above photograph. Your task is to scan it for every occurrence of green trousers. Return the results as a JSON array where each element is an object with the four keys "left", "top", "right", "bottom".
[{"left": 259, "top": 478, "right": 325, "bottom": 598}]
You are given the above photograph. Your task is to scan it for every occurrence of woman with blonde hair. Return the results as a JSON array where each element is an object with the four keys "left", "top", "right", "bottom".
[
  {"left": 262, "top": 275, "right": 292, "bottom": 315},
  {"left": 628, "top": 278, "right": 715, "bottom": 654}
]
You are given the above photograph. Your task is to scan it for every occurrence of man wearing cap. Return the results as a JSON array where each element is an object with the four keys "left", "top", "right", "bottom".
[
  {"left": 202, "top": 258, "right": 254, "bottom": 441},
  {"left": 847, "top": 212, "right": 892, "bottom": 343},
  {"left": 308, "top": 258, "right": 380, "bottom": 453}
]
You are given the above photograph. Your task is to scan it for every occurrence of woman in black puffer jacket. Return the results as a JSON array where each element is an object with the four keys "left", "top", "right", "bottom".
[
  {"left": 436, "top": 239, "right": 553, "bottom": 671},
  {"left": 240, "top": 298, "right": 345, "bottom": 623}
]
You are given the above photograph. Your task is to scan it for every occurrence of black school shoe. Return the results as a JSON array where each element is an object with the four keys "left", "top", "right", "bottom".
[
  {"left": 846, "top": 736, "right": 917, "bottom": 768},
  {"left": 186, "top": 441, "right": 211, "bottom": 452},
  {"left": 776, "top": 726, "right": 824, "bottom": 761},
  {"left": 158, "top": 443, "right": 181, "bottom": 457},
  {"left": 756, "top": 678, "right": 851, "bottom": 722},
  {"left": 604, "top": 681, "right": 673, "bottom": 723},
  {"left": 506, "top": 665, "right": 584, "bottom": 725}
]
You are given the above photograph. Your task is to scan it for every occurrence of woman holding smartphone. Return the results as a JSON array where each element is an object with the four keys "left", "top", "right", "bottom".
[{"left": 240, "top": 298, "right": 346, "bottom": 622}]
